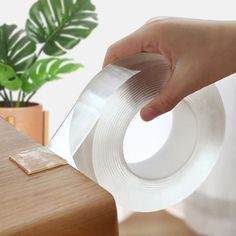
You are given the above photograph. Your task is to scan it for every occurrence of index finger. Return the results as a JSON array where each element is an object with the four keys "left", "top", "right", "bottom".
[{"left": 102, "top": 32, "right": 144, "bottom": 68}]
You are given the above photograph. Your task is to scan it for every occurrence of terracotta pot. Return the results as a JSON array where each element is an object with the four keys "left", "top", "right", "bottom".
[{"left": 0, "top": 102, "right": 48, "bottom": 145}]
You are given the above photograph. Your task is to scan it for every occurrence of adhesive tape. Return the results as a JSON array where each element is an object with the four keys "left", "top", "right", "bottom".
[{"left": 49, "top": 53, "right": 225, "bottom": 212}]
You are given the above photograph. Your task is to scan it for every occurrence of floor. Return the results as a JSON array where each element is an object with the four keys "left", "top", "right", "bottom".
[{"left": 119, "top": 211, "right": 198, "bottom": 236}]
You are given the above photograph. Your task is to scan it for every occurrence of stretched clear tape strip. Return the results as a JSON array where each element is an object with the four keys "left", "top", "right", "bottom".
[{"left": 49, "top": 53, "right": 225, "bottom": 212}]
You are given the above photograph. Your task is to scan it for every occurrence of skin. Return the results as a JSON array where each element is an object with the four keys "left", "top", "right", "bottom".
[{"left": 103, "top": 17, "right": 236, "bottom": 121}]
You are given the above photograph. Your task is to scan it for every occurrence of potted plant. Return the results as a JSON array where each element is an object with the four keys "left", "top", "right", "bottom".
[{"left": 0, "top": 0, "right": 97, "bottom": 144}]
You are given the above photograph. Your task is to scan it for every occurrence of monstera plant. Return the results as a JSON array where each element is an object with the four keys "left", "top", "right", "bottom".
[
  {"left": 0, "top": 0, "right": 97, "bottom": 145},
  {"left": 0, "top": 0, "right": 97, "bottom": 107}
]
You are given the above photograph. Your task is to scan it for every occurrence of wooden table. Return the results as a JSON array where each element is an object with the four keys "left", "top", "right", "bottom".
[{"left": 0, "top": 119, "right": 118, "bottom": 236}]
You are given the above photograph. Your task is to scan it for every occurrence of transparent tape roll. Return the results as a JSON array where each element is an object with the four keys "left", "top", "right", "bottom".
[{"left": 49, "top": 53, "right": 225, "bottom": 212}]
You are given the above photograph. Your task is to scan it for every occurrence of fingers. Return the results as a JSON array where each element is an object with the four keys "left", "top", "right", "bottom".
[
  {"left": 140, "top": 70, "right": 184, "bottom": 121},
  {"left": 103, "top": 32, "right": 143, "bottom": 67}
]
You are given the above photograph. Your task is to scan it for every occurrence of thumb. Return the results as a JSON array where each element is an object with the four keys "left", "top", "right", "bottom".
[{"left": 140, "top": 70, "right": 184, "bottom": 121}]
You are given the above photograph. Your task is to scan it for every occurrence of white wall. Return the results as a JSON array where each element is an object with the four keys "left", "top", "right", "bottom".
[{"left": 0, "top": 0, "right": 236, "bottom": 139}]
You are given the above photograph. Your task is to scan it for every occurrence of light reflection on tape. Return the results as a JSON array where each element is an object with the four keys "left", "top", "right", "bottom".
[{"left": 49, "top": 53, "right": 225, "bottom": 212}]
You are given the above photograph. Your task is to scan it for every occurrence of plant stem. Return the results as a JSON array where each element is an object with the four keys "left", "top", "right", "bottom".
[
  {"left": 16, "top": 91, "right": 21, "bottom": 107},
  {"left": 0, "top": 91, "right": 5, "bottom": 98},
  {"left": 20, "top": 91, "right": 25, "bottom": 107},
  {"left": 0, "top": 92, "right": 5, "bottom": 104},
  {"left": 20, "top": 45, "right": 45, "bottom": 96},
  {"left": 3, "top": 89, "right": 10, "bottom": 107},
  {"left": 9, "top": 91, "right": 13, "bottom": 107},
  {"left": 36, "top": 46, "right": 44, "bottom": 59},
  {"left": 25, "top": 91, "right": 36, "bottom": 105},
  {"left": 23, "top": 45, "right": 45, "bottom": 73}
]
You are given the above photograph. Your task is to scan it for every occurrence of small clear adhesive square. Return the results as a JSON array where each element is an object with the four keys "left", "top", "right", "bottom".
[{"left": 9, "top": 147, "right": 67, "bottom": 175}]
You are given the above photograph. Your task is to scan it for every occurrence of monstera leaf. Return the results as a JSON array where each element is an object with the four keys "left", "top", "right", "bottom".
[
  {"left": 26, "top": 0, "right": 97, "bottom": 56},
  {"left": 0, "top": 24, "right": 36, "bottom": 75},
  {"left": 0, "top": 63, "right": 22, "bottom": 91},
  {"left": 22, "top": 58, "right": 82, "bottom": 93}
]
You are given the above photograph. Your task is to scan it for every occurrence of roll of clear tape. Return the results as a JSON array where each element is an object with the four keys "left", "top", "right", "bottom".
[{"left": 49, "top": 53, "right": 225, "bottom": 212}]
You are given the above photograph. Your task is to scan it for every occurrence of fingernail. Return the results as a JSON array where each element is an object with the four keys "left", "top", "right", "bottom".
[{"left": 140, "top": 107, "right": 158, "bottom": 121}]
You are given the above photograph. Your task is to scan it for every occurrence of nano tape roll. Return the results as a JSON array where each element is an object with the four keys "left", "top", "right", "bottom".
[{"left": 49, "top": 53, "right": 225, "bottom": 212}]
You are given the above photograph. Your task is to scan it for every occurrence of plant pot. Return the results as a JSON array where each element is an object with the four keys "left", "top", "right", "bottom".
[{"left": 0, "top": 102, "right": 48, "bottom": 145}]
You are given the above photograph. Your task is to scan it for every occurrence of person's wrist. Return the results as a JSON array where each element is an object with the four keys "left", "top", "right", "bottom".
[
  {"left": 221, "top": 21, "right": 236, "bottom": 74},
  {"left": 207, "top": 21, "right": 236, "bottom": 80}
]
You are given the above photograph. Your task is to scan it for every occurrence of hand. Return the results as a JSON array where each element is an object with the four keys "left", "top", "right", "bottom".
[{"left": 103, "top": 17, "right": 236, "bottom": 121}]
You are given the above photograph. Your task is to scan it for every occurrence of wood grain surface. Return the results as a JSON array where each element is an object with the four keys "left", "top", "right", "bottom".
[
  {"left": 0, "top": 118, "right": 118, "bottom": 236},
  {"left": 119, "top": 211, "right": 198, "bottom": 236}
]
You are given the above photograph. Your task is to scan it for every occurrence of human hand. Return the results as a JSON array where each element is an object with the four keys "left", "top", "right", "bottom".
[{"left": 103, "top": 17, "right": 236, "bottom": 121}]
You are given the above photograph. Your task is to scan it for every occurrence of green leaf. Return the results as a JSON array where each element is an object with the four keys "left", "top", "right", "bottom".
[
  {"left": 26, "top": 0, "right": 98, "bottom": 56},
  {"left": 0, "top": 63, "right": 22, "bottom": 91},
  {"left": 57, "top": 63, "right": 83, "bottom": 73},
  {"left": 22, "top": 58, "right": 82, "bottom": 93},
  {"left": 0, "top": 24, "right": 36, "bottom": 76}
]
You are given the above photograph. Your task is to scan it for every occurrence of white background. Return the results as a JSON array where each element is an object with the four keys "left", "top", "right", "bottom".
[{"left": 0, "top": 0, "right": 236, "bottom": 140}]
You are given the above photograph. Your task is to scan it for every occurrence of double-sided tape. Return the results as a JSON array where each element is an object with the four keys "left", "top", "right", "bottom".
[{"left": 49, "top": 53, "right": 225, "bottom": 212}]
